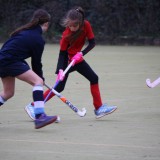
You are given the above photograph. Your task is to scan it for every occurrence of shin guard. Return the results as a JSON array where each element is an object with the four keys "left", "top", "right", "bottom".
[{"left": 90, "top": 84, "right": 102, "bottom": 110}]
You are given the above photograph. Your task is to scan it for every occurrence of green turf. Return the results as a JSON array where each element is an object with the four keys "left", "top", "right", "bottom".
[{"left": 0, "top": 44, "right": 160, "bottom": 160}]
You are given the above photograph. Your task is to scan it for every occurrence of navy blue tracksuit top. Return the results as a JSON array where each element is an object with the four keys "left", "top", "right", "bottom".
[{"left": 0, "top": 25, "right": 45, "bottom": 79}]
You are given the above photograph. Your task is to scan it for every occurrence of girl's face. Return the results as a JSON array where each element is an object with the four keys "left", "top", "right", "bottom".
[
  {"left": 41, "top": 22, "right": 50, "bottom": 33},
  {"left": 68, "top": 20, "right": 80, "bottom": 32}
]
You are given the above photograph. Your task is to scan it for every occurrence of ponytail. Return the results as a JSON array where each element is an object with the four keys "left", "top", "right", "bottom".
[
  {"left": 10, "top": 9, "right": 50, "bottom": 37},
  {"left": 60, "top": 6, "right": 85, "bottom": 45},
  {"left": 75, "top": 7, "right": 84, "bottom": 21}
]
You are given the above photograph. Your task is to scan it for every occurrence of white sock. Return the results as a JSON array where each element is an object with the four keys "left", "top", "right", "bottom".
[
  {"left": 33, "top": 85, "right": 45, "bottom": 114},
  {"left": 0, "top": 96, "right": 5, "bottom": 103},
  {"left": 0, "top": 96, "right": 5, "bottom": 106}
]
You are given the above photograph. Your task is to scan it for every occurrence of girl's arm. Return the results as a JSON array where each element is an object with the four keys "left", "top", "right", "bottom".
[
  {"left": 55, "top": 50, "right": 68, "bottom": 74},
  {"left": 31, "top": 42, "right": 45, "bottom": 81},
  {"left": 81, "top": 38, "right": 95, "bottom": 56}
]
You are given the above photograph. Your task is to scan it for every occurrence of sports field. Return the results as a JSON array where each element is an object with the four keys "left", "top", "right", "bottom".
[{"left": 0, "top": 44, "right": 160, "bottom": 160}]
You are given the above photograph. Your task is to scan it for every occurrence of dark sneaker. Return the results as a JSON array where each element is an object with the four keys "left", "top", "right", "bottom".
[{"left": 34, "top": 113, "right": 57, "bottom": 129}]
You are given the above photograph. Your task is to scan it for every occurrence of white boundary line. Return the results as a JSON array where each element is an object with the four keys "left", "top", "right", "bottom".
[{"left": 0, "top": 138, "right": 156, "bottom": 150}]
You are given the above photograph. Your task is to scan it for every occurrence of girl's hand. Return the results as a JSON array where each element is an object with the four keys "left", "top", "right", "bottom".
[
  {"left": 56, "top": 69, "right": 65, "bottom": 82},
  {"left": 71, "top": 52, "right": 83, "bottom": 66}
]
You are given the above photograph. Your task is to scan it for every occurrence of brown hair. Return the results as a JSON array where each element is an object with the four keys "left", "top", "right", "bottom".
[
  {"left": 10, "top": 9, "right": 51, "bottom": 37},
  {"left": 61, "top": 6, "right": 85, "bottom": 45}
]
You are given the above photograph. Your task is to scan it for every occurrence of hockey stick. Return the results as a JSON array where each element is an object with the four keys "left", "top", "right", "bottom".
[
  {"left": 44, "top": 83, "right": 87, "bottom": 117},
  {"left": 44, "top": 60, "right": 75, "bottom": 103},
  {"left": 146, "top": 77, "right": 160, "bottom": 88}
]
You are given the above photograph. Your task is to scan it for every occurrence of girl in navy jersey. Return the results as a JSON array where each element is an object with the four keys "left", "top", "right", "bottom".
[
  {"left": 0, "top": 9, "right": 57, "bottom": 129},
  {"left": 26, "top": 6, "right": 117, "bottom": 120}
]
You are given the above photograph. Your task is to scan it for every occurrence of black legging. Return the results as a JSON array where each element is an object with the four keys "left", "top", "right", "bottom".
[{"left": 54, "top": 60, "right": 99, "bottom": 92}]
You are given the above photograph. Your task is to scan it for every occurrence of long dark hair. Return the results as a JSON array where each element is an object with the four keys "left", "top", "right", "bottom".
[
  {"left": 61, "top": 6, "right": 85, "bottom": 45},
  {"left": 10, "top": 9, "right": 51, "bottom": 37}
]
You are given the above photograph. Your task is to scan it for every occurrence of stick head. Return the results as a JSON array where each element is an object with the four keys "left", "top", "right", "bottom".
[
  {"left": 77, "top": 108, "right": 87, "bottom": 117},
  {"left": 146, "top": 78, "right": 153, "bottom": 88}
]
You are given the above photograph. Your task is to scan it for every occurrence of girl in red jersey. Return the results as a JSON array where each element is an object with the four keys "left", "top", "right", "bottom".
[{"left": 25, "top": 6, "right": 117, "bottom": 120}]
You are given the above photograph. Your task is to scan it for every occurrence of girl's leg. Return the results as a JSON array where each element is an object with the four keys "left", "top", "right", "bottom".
[
  {"left": 0, "top": 77, "right": 15, "bottom": 106},
  {"left": 17, "top": 69, "right": 44, "bottom": 117},
  {"left": 18, "top": 69, "right": 45, "bottom": 109},
  {"left": 25, "top": 72, "right": 70, "bottom": 120},
  {"left": 90, "top": 84, "right": 102, "bottom": 110},
  {"left": 76, "top": 61, "right": 117, "bottom": 118},
  {"left": 16, "top": 69, "right": 43, "bottom": 86},
  {"left": 76, "top": 61, "right": 102, "bottom": 110},
  {"left": 17, "top": 70, "right": 57, "bottom": 128}
]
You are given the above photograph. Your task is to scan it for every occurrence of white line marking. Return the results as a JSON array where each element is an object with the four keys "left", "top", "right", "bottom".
[{"left": 0, "top": 138, "right": 156, "bottom": 150}]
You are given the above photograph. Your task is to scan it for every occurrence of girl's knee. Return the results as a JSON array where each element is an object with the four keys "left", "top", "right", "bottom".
[
  {"left": 55, "top": 85, "right": 65, "bottom": 93},
  {"left": 57, "top": 87, "right": 64, "bottom": 92},
  {"left": 91, "top": 74, "right": 99, "bottom": 84},
  {"left": 33, "top": 78, "right": 44, "bottom": 86}
]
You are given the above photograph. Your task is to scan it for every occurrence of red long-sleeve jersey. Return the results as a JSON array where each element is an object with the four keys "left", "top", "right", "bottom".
[{"left": 60, "top": 20, "right": 94, "bottom": 59}]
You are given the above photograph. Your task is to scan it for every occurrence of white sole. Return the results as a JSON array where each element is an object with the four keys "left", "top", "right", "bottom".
[
  {"left": 95, "top": 107, "right": 117, "bottom": 119},
  {"left": 24, "top": 106, "right": 35, "bottom": 120}
]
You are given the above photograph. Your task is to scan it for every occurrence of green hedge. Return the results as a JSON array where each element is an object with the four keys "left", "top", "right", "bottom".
[{"left": 0, "top": 0, "right": 160, "bottom": 45}]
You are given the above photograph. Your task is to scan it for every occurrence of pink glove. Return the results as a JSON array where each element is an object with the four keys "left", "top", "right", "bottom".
[
  {"left": 56, "top": 69, "right": 65, "bottom": 82},
  {"left": 71, "top": 52, "right": 83, "bottom": 66}
]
